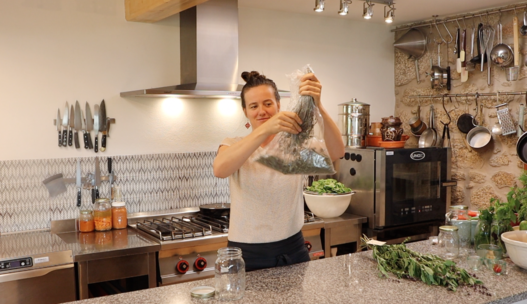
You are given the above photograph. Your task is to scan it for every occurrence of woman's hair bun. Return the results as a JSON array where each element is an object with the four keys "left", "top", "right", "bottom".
[{"left": 241, "top": 71, "right": 265, "bottom": 83}]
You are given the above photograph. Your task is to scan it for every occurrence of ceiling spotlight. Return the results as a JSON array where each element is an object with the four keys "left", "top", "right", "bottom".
[
  {"left": 384, "top": 2, "right": 395, "bottom": 23},
  {"left": 363, "top": 1, "right": 374, "bottom": 19},
  {"left": 314, "top": 0, "right": 325, "bottom": 12},
  {"left": 338, "top": 0, "right": 351, "bottom": 15}
]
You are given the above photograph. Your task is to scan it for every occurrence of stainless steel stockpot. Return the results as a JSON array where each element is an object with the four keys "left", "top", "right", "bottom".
[{"left": 338, "top": 99, "right": 370, "bottom": 148}]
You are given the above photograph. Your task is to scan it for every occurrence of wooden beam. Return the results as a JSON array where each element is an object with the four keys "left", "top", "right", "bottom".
[{"left": 125, "top": 0, "right": 210, "bottom": 23}]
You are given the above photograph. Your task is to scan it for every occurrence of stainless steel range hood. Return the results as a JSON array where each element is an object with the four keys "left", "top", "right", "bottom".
[{"left": 121, "top": 0, "right": 289, "bottom": 99}]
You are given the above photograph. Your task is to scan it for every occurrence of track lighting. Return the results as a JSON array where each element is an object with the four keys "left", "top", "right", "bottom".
[
  {"left": 384, "top": 2, "right": 395, "bottom": 23},
  {"left": 314, "top": 0, "right": 325, "bottom": 12},
  {"left": 338, "top": 0, "right": 351, "bottom": 16},
  {"left": 363, "top": 1, "right": 374, "bottom": 19}
]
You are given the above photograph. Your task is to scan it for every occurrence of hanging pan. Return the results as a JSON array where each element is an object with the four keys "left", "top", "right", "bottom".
[
  {"left": 418, "top": 105, "right": 437, "bottom": 148},
  {"left": 457, "top": 95, "right": 478, "bottom": 133},
  {"left": 466, "top": 104, "right": 492, "bottom": 149},
  {"left": 517, "top": 127, "right": 527, "bottom": 164}
]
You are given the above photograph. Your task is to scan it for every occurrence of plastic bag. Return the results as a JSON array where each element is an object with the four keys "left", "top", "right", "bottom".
[{"left": 253, "top": 64, "right": 336, "bottom": 175}]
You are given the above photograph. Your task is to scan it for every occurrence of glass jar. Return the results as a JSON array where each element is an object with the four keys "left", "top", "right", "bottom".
[
  {"left": 438, "top": 225, "right": 459, "bottom": 260},
  {"left": 445, "top": 205, "right": 468, "bottom": 224},
  {"left": 474, "top": 218, "right": 491, "bottom": 250},
  {"left": 111, "top": 202, "right": 127, "bottom": 229},
  {"left": 215, "top": 247, "right": 245, "bottom": 301},
  {"left": 78, "top": 210, "right": 94, "bottom": 232},
  {"left": 93, "top": 198, "right": 112, "bottom": 231}
]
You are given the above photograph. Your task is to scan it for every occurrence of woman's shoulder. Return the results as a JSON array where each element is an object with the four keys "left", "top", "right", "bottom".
[{"left": 220, "top": 136, "right": 244, "bottom": 146}]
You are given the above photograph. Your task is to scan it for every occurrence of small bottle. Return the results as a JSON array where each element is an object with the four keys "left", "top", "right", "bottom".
[
  {"left": 79, "top": 210, "right": 94, "bottom": 232},
  {"left": 215, "top": 247, "right": 245, "bottom": 301}
]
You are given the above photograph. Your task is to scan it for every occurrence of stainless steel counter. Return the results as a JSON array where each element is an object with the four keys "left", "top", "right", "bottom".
[{"left": 323, "top": 213, "right": 368, "bottom": 257}]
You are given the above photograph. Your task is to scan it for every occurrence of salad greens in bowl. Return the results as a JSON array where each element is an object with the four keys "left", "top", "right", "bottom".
[{"left": 303, "top": 179, "right": 354, "bottom": 218}]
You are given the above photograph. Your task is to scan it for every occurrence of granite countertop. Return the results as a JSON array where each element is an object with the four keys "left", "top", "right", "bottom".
[
  {"left": 64, "top": 240, "right": 527, "bottom": 304},
  {"left": 0, "top": 228, "right": 159, "bottom": 262}
]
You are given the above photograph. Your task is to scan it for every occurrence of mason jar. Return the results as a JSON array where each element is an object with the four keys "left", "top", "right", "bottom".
[
  {"left": 215, "top": 247, "right": 245, "bottom": 301},
  {"left": 78, "top": 210, "right": 94, "bottom": 232},
  {"left": 438, "top": 225, "right": 459, "bottom": 260},
  {"left": 93, "top": 198, "right": 112, "bottom": 231}
]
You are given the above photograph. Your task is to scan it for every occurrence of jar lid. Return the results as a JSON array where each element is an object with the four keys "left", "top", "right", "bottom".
[
  {"left": 80, "top": 210, "right": 93, "bottom": 215},
  {"left": 450, "top": 205, "right": 468, "bottom": 210},
  {"left": 439, "top": 225, "right": 459, "bottom": 231},
  {"left": 190, "top": 286, "right": 215, "bottom": 298},
  {"left": 112, "top": 202, "right": 126, "bottom": 207},
  {"left": 95, "top": 198, "right": 110, "bottom": 204}
]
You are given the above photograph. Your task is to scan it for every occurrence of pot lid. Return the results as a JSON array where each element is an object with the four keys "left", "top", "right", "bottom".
[
  {"left": 338, "top": 98, "right": 370, "bottom": 106},
  {"left": 439, "top": 225, "right": 459, "bottom": 232}
]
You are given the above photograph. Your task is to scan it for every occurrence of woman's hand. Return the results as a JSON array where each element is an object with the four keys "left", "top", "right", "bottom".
[
  {"left": 299, "top": 73, "right": 322, "bottom": 107},
  {"left": 260, "top": 111, "right": 303, "bottom": 135}
]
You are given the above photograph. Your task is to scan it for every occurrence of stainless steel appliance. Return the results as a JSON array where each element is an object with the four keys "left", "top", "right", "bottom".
[
  {"left": 0, "top": 250, "right": 76, "bottom": 304},
  {"left": 128, "top": 208, "right": 324, "bottom": 285},
  {"left": 338, "top": 99, "right": 370, "bottom": 148},
  {"left": 337, "top": 147, "right": 455, "bottom": 243}
]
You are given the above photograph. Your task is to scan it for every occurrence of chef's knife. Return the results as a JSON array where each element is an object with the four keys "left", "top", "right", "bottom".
[
  {"left": 57, "top": 109, "right": 62, "bottom": 147},
  {"left": 93, "top": 104, "right": 100, "bottom": 153},
  {"left": 95, "top": 156, "right": 101, "bottom": 200},
  {"left": 74, "top": 101, "right": 82, "bottom": 149},
  {"left": 85, "top": 102, "right": 94, "bottom": 149},
  {"left": 81, "top": 104, "right": 88, "bottom": 149},
  {"left": 69, "top": 105, "right": 74, "bottom": 146},
  {"left": 108, "top": 157, "right": 114, "bottom": 199},
  {"left": 76, "top": 159, "right": 82, "bottom": 207},
  {"left": 100, "top": 100, "right": 107, "bottom": 152},
  {"left": 62, "top": 102, "right": 69, "bottom": 147}
]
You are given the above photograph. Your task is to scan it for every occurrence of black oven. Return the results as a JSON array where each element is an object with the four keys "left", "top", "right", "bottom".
[{"left": 337, "top": 147, "right": 454, "bottom": 236}]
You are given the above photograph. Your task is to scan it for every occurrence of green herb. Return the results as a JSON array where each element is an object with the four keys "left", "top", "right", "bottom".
[
  {"left": 361, "top": 235, "right": 484, "bottom": 292},
  {"left": 305, "top": 178, "right": 351, "bottom": 194}
]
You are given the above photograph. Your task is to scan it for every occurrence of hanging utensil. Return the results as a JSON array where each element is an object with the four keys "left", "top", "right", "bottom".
[
  {"left": 483, "top": 25, "right": 495, "bottom": 86},
  {"left": 457, "top": 96, "right": 478, "bottom": 133},
  {"left": 393, "top": 28, "right": 427, "bottom": 84},
  {"left": 467, "top": 104, "right": 492, "bottom": 149},
  {"left": 466, "top": 20, "right": 477, "bottom": 71},
  {"left": 419, "top": 105, "right": 437, "bottom": 148},
  {"left": 521, "top": 10, "right": 527, "bottom": 36},
  {"left": 490, "top": 14, "right": 513, "bottom": 68},
  {"left": 495, "top": 92, "right": 516, "bottom": 136},
  {"left": 507, "top": 15, "right": 520, "bottom": 81},
  {"left": 455, "top": 28, "right": 461, "bottom": 73},
  {"left": 519, "top": 102, "right": 526, "bottom": 137},
  {"left": 460, "top": 30, "right": 468, "bottom": 82},
  {"left": 441, "top": 96, "right": 452, "bottom": 148}
]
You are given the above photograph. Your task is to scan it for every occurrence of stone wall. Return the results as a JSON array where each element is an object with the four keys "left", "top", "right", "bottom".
[{"left": 394, "top": 11, "right": 527, "bottom": 210}]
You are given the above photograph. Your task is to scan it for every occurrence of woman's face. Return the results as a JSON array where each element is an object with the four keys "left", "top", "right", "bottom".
[{"left": 243, "top": 85, "right": 280, "bottom": 129}]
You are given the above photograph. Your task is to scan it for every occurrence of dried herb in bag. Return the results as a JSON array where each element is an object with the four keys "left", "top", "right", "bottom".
[{"left": 254, "top": 65, "right": 335, "bottom": 175}]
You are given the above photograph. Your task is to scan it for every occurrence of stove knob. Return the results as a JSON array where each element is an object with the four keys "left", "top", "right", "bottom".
[
  {"left": 344, "top": 152, "right": 350, "bottom": 160},
  {"left": 349, "top": 168, "right": 356, "bottom": 176},
  {"left": 350, "top": 153, "right": 356, "bottom": 161},
  {"left": 194, "top": 257, "right": 207, "bottom": 271},
  {"left": 176, "top": 260, "right": 190, "bottom": 274},
  {"left": 304, "top": 240, "right": 312, "bottom": 252},
  {"left": 356, "top": 154, "right": 362, "bottom": 162}
]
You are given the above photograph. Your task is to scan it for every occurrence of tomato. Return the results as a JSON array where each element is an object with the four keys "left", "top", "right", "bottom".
[
  {"left": 457, "top": 215, "right": 467, "bottom": 220},
  {"left": 468, "top": 211, "right": 479, "bottom": 217},
  {"left": 493, "top": 264, "right": 502, "bottom": 273}
]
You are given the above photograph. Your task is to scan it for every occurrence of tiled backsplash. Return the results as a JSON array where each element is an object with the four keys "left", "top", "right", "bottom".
[{"left": 0, "top": 152, "right": 230, "bottom": 233}]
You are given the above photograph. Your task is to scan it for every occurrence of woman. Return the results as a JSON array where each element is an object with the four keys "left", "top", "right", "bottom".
[{"left": 213, "top": 70, "right": 344, "bottom": 271}]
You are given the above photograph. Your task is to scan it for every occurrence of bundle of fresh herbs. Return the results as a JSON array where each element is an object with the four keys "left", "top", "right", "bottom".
[
  {"left": 254, "top": 65, "right": 335, "bottom": 175},
  {"left": 361, "top": 236, "right": 484, "bottom": 292},
  {"left": 305, "top": 178, "right": 351, "bottom": 194}
]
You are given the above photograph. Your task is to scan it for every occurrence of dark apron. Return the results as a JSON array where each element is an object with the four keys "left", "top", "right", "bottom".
[{"left": 227, "top": 230, "right": 310, "bottom": 272}]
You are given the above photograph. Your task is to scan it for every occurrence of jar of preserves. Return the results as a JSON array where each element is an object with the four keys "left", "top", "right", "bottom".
[
  {"left": 93, "top": 198, "right": 112, "bottom": 231},
  {"left": 215, "top": 247, "right": 245, "bottom": 301},
  {"left": 112, "top": 202, "right": 127, "bottom": 229},
  {"left": 79, "top": 210, "right": 94, "bottom": 232},
  {"left": 438, "top": 225, "right": 459, "bottom": 260}
]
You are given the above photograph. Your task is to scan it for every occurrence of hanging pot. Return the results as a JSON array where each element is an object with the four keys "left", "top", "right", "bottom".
[
  {"left": 466, "top": 105, "right": 492, "bottom": 149},
  {"left": 428, "top": 43, "right": 451, "bottom": 90}
]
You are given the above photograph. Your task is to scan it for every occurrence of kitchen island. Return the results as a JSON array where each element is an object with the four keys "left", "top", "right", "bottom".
[{"left": 64, "top": 240, "right": 527, "bottom": 304}]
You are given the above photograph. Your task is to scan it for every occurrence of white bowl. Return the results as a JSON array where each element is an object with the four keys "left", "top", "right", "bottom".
[
  {"left": 501, "top": 231, "right": 527, "bottom": 270},
  {"left": 303, "top": 192, "right": 353, "bottom": 218}
]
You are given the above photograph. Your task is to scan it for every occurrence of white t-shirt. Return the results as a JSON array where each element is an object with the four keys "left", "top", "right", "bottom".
[{"left": 220, "top": 137, "right": 304, "bottom": 243}]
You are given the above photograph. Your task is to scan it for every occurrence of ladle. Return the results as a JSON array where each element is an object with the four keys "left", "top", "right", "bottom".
[{"left": 490, "top": 13, "right": 514, "bottom": 68}]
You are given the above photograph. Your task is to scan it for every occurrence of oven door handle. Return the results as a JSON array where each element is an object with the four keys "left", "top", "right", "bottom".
[
  {"left": 0, "top": 264, "right": 73, "bottom": 283},
  {"left": 441, "top": 181, "right": 457, "bottom": 187}
]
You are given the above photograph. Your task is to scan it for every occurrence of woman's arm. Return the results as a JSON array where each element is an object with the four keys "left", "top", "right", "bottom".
[
  {"left": 299, "top": 73, "right": 345, "bottom": 161},
  {"left": 213, "top": 111, "right": 302, "bottom": 178}
]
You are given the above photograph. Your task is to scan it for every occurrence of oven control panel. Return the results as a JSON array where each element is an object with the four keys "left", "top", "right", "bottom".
[{"left": 0, "top": 257, "right": 33, "bottom": 272}]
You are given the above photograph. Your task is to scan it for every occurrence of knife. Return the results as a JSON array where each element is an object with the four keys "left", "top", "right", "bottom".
[
  {"left": 95, "top": 156, "right": 101, "bottom": 200},
  {"left": 68, "top": 104, "right": 74, "bottom": 146},
  {"left": 76, "top": 159, "right": 82, "bottom": 207},
  {"left": 93, "top": 104, "right": 100, "bottom": 153},
  {"left": 56, "top": 109, "right": 62, "bottom": 147},
  {"left": 100, "top": 100, "right": 108, "bottom": 152},
  {"left": 85, "top": 102, "right": 94, "bottom": 149},
  {"left": 108, "top": 157, "right": 114, "bottom": 199},
  {"left": 74, "top": 101, "right": 82, "bottom": 149},
  {"left": 62, "top": 102, "right": 69, "bottom": 147}
]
